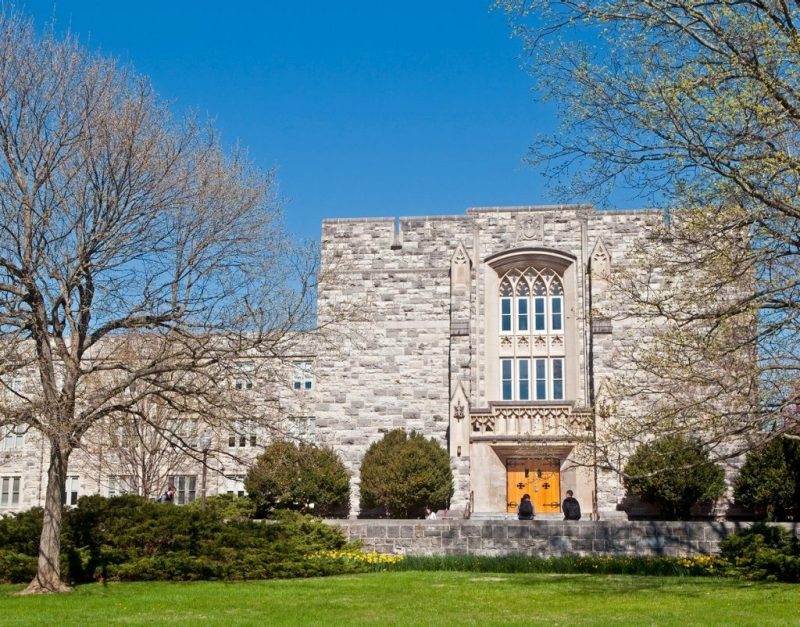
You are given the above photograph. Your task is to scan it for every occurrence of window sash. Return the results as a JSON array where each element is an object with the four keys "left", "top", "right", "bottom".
[
  {"left": 552, "top": 358, "right": 564, "bottom": 400},
  {"left": 500, "top": 298, "right": 512, "bottom": 333},
  {"left": 518, "top": 359, "right": 530, "bottom": 401},
  {"left": 292, "top": 361, "right": 314, "bottom": 390},
  {"left": 551, "top": 296, "right": 563, "bottom": 332},
  {"left": 516, "top": 297, "right": 529, "bottom": 332},
  {"left": 1, "top": 476, "right": 20, "bottom": 506},
  {"left": 535, "top": 359, "right": 548, "bottom": 400},
  {"left": 501, "top": 359, "right": 513, "bottom": 400},
  {"left": 533, "top": 297, "right": 546, "bottom": 332},
  {"left": 64, "top": 476, "right": 79, "bottom": 506},
  {"left": 169, "top": 475, "right": 197, "bottom": 504}
]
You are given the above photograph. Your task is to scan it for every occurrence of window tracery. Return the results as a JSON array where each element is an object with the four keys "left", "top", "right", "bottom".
[{"left": 497, "top": 266, "right": 566, "bottom": 402}]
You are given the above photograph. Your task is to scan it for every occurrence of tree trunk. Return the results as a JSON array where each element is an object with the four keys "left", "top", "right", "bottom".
[{"left": 23, "top": 441, "right": 73, "bottom": 594}]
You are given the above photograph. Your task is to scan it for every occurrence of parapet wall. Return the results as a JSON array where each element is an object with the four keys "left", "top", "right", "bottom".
[{"left": 329, "top": 519, "right": 799, "bottom": 558}]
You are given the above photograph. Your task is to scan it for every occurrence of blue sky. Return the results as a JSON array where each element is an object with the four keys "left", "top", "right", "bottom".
[{"left": 21, "top": 1, "right": 623, "bottom": 242}]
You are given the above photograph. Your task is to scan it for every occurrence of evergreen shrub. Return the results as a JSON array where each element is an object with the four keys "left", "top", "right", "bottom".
[
  {"left": 720, "top": 523, "right": 800, "bottom": 582},
  {"left": 245, "top": 440, "right": 350, "bottom": 517},
  {"left": 734, "top": 438, "right": 800, "bottom": 521},
  {"left": 624, "top": 435, "right": 725, "bottom": 519},
  {"left": 359, "top": 429, "right": 453, "bottom": 518},
  {"left": 0, "top": 495, "right": 357, "bottom": 583}
]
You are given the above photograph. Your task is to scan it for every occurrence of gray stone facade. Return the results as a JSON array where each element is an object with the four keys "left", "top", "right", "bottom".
[{"left": 316, "top": 205, "right": 663, "bottom": 519}]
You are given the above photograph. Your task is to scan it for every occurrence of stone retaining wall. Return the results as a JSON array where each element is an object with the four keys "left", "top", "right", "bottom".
[{"left": 329, "top": 519, "right": 800, "bottom": 558}]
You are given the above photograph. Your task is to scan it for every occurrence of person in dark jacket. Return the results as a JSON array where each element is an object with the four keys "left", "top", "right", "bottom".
[
  {"left": 562, "top": 490, "right": 581, "bottom": 520},
  {"left": 517, "top": 493, "right": 534, "bottom": 520},
  {"left": 158, "top": 485, "right": 176, "bottom": 503}
]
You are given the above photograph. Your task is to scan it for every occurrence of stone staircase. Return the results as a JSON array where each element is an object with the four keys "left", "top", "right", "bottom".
[{"left": 468, "top": 511, "right": 564, "bottom": 521}]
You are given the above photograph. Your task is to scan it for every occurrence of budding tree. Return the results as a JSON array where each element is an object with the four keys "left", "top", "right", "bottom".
[
  {"left": 498, "top": 1, "right": 800, "bottom": 465},
  {"left": 0, "top": 12, "right": 315, "bottom": 592}
]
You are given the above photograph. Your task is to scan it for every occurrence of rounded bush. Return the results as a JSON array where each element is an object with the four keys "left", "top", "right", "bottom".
[
  {"left": 734, "top": 438, "right": 800, "bottom": 521},
  {"left": 244, "top": 441, "right": 350, "bottom": 517},
  {"left": 624, "top": 435, "right": 725, "bottom": 519},
  {"left": 359, "top": 429, "right": 453, "bottom": 518}
]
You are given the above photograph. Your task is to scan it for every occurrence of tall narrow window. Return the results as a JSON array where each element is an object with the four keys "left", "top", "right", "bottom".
[
  {"left": 552, "top": 358, "right": 564, "bottom": 400},
  {"left": 550, "top": 279, "right": 564, "bottom": 332},
  {"left": 535, "top": 359, "right": 548, "bottom": 400},
  {"left": 501, "top": 359, "right": 513, "bottom": 400},
  {"left": 533, "top": 277, "right": 547, "bottom": 332},
  {"left": 516, "top": 281, "right": 529, "bottom": 332},
  {"left": 518, "top": 359, "right": 530, "bottom": 401},
  {"left": 500, "top": 278, "right": 513, "bottom": 333},
  {"left": 64, "top": 476, "right": 79, "bottom": 506}
]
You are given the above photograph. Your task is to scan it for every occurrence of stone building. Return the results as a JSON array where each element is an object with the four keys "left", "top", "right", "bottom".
[
  {"left": 2, "top": 203, "right": 684, "bottom": 520},
  {"left": 315, "top": 204, "right": 663, "bottom": 520}
]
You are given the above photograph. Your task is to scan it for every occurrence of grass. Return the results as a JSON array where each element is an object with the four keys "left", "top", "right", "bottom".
[{"left": 2, "top": 572, "right": 799, "bottom": 626}]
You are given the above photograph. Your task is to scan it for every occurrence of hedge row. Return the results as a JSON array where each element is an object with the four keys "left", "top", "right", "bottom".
[{"left": 0, "top": 494, "right": 359, "bottom": 584}]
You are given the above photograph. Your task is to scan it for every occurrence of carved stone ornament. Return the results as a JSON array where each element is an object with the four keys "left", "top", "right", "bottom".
[
  {"left": 454, "top": 401, "right": 465, "bottom": 421},
  {"left": 518, "top": 214, "right": 543, "bottom": 242},
  {"left": 590, "top": 239, "right": 611, "bottom": 278}
]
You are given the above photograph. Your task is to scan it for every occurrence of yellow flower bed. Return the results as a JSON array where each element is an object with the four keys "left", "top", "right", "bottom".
[{"left": 306, "top": 549, "right": 404, "bottom": 565}]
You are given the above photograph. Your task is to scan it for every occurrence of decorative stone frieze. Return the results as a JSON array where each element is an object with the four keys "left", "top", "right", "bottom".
[{"left": 469, "top": 404, "right": 592, "bottom": 439}]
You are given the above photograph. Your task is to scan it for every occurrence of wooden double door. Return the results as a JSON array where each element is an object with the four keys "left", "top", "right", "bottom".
[{"left": 506, "top": 458, "right": 561, "bottom": 515}]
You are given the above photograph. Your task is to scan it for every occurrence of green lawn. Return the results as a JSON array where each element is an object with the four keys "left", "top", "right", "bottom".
[{"left": 1, "top": 572, "right": 798, "bottom": 626}]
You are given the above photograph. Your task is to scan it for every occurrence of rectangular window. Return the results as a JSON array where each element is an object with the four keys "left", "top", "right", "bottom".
[
  {"left": 535, "top": 359, "right": 548, "bottom": 400},
  {"left": 108, "top": 475, "right": 135, "bottom": 497},
  {"left": 168, "top": 475, "right": 197, "bottom": 505},
  {"left": 552, "top": 358, "right": 565, "bottom": 400},
  {"left": 225, "top": 475, "right": 246, "bottom": 497},
  {"left": 64, "top": 476, "right": 79, "bottom": 506},
  {"left": 0, "top": 476, "right": 21, "bottom": 507},
  {"left": 551, "top": 296, "right": 563, "bottom": 332},
  {"left": 229, "top": 421, "right": 257, "bottom": 448},
  {"left": 518, "top": 359, "right": 530, "bottom": 401},
  {"left": 235, "top": 362, "right": 255, "bottom": 391},
  {"left": 534, "top": 297, "right": 546, "bottom": 332},
  {"left": 0, "top": 425, "right": 24, "bottom": 451},
  {"left": 501, "top": 359, "right": 513, "bottom": 400},
  {"left": 292, "top": 361, "right": 314, "bottom": 391},
  {"left": 500, "top": 298, "right": 512, "bottom": 333},
  {"left": 516, "top": 297, "right": 529, "bottom": 332}
]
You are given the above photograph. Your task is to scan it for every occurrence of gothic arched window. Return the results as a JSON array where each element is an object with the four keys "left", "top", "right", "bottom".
[{"left": 497, "top": 266, "right": 565, "bottom": 402}]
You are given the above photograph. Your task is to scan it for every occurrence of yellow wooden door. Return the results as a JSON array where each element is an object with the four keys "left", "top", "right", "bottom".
[{"left": 506, "top": 459, "right": 561, "bottom": 514}]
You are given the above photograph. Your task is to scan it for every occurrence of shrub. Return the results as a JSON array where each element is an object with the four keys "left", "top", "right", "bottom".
[
  {"left": 624, "top": 435, "right": 725, "bottom": 519},
  {"left": 0, "top": 507, "right": 43, "bottom": 555},
  {"left": 359, "top": 429, "right": 453, "bottom": 518},
  {"left": 245, "top": 441, "right": 350, "bottom": 517},
  {"left": 0, "top": 551, "right": 37, "bottom": 583},
  {"left": 184, "top": 493, "right": 257, "bottom": 520},
  {"left": 734, "top": 438, "right": 800, "bottom": 521},
  {"left": 720, "top": 523, "right": 800, "bottom": 582}
]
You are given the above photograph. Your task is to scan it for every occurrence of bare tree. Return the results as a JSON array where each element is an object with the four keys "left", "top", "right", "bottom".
[
  {"left": 498, "top": 1, "right": 800, "bottom": 463},
  {"left": 0, "top": 12, "right": 316, "bottom": 593}
]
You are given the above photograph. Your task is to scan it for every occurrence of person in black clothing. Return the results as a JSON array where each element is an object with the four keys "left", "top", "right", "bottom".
[
  {"left": 517, "top": 493, "right": 534, "bottom": 520},
  {"left": 562, "top": 490, "right": 581, "bottom": 520}
]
